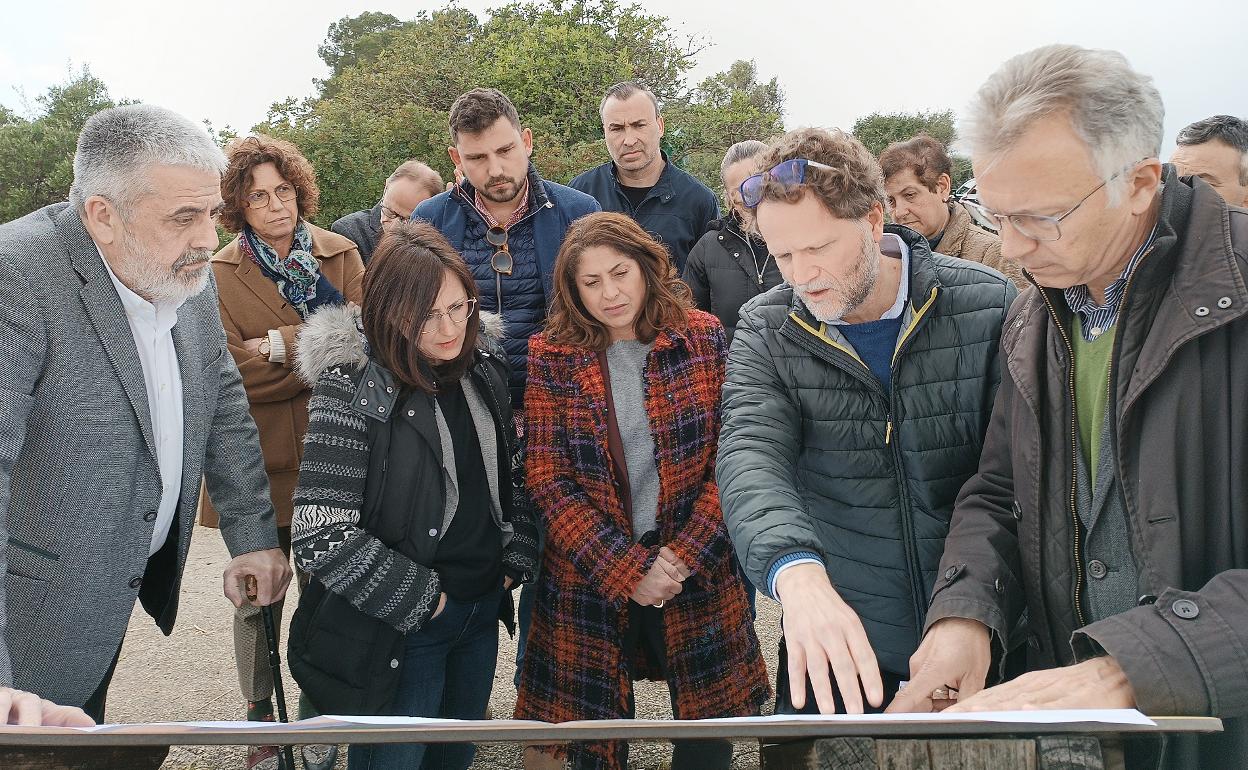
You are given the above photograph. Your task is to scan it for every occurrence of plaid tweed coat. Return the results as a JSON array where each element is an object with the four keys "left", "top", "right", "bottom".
[{"left": 515, "top": 309, "right": 770, "bottom": 769}]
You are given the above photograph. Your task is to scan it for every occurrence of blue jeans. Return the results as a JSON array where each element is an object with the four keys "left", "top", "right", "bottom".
[{"left": 348, "top": 589, "right": 503, "bottom": 770}]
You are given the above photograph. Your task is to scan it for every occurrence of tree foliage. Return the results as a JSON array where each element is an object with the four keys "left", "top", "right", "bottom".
[
  {"left": 0, "top": 68, "right": 118, "bottom": 223},
  {"left": 258, "top": 0, "right": 783, "bottom": 225},
  {"left": 851, "top": 109, "right": 973, "bottom": 188}
]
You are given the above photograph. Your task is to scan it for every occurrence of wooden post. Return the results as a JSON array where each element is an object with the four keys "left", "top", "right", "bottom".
[{"left": 0, "top": 746, "right": 169, "bottom": 769}]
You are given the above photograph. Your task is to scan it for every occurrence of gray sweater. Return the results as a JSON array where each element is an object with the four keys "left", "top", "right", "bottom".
[{"left": 605, "top": 339, "right": 659, "bottom": 539}]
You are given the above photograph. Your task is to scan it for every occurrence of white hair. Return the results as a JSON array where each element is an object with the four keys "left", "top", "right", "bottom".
[
  {"left": 69, "top": 104, "right": 226, "bottom": 216},
  {"left": 962, "top": 44, "right": 1164, "bottom": 205}
]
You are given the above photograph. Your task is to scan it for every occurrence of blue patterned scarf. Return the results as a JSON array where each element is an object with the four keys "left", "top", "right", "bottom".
[{"left": 242, "top": 220, "right": 344, "bottom": 319}]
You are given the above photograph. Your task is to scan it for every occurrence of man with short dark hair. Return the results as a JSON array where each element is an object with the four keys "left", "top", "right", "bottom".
[
  {"left": 414, "top": 87, "right": 598, "bottom": 405},
  {"left": 332, "top": 160, "right": 444, "bottom": 263},
  {"left": 570, "top": 81, "right": 718, "bottom": 272},
  {"left": 717, "top": 127, "right": 1016, "bottom": 715},
  {"left": 1170, "top": 114, "right": 1248, "bottom": 207}
]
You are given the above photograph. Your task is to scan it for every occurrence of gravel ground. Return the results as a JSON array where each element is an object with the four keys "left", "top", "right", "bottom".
[{"left": 108, "top": 527, "right": 783, "bottom": 769}]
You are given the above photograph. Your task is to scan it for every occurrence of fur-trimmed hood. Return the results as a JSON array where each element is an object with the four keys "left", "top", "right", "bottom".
[{"left": 295, "top": 303, "right": 505, "bottom": 386}]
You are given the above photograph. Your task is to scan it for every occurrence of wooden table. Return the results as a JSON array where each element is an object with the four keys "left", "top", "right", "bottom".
[{"left": 0, "top": 713, "right": 1221, "bottom": 770}]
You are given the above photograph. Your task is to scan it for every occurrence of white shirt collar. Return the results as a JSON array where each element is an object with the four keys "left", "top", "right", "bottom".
[{"left": 95, "top": 243, "right": 181, "bottom": 332}]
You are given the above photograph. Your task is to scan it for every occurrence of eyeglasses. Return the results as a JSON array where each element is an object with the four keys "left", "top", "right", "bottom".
[
  {"left": 421, "top": 298, "right": 477, "bottom": 335},
  {"left": 380, "top": 205, "right": 406, "bottom": 224},
  {"left": 486, "top": 226, "right": 512, "bottom": 275},
  {"left": 245, "top": 183, "right": 298, "bottom": 210},
  {"left": 740, "top": 158, "right": 836, "bottom": 209},
  {"left": 963, "top": 172, "right": 1121, "bottom": 242}
]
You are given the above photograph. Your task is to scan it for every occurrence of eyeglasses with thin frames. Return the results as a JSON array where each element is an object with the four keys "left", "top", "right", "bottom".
[
  {"left": 963, "top": 167, "right": 1136, "bottom": 242},
  {"left": 380, "top": 205, "right": 407, "bottom": 225},
  {"left": 420, "top": 298, "right": 477, "bottom": 335},
  {"left": 245, "top": 183, "right": 298, "bottom": 210}
]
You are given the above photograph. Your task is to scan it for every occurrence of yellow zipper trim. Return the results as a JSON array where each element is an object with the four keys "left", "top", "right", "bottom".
[
  {"left": 788, "top": 313, "right": 867, "bottom": 368},
  {"left": 892, "top": 286, "right": 939, "bottom": 366},
  {"left": 885, "top": 421, "right": 893, "bottom": 444}
]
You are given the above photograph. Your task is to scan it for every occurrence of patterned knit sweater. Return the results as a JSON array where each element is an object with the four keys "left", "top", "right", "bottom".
[{"left": 290, "top": 305, "right": 537, "bottom": 634}]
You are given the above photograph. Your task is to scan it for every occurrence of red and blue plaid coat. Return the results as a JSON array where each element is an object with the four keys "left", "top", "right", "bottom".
[{"left": 515, "top": 309, "right": 770, "bottom": 769}]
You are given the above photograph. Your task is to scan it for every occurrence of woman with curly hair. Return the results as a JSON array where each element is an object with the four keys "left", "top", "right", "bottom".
[
  {"left": 201, "top": 133, "right": 363, "bottom": 770},
  {"left": 515, "top": 212, "right": 770, "bottom": 770}
]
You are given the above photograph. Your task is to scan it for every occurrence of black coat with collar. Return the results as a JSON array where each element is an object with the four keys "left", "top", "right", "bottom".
[{"left": 683, "top": 215, "right": 785, "bottom": 344}]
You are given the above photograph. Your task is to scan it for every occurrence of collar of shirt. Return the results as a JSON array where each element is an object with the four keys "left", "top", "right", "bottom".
[
  {"left": 96, "top": 244, "right": 181, "bottom": 334},
  {"left": 827, "top": 232, "right": 910, "bottom": 326},
  {"left": 473, "top": 178, "right": 532, "bottom": 230},
  {"left": 1062, "top": 224, "right": 1158, "bottom": 342}
]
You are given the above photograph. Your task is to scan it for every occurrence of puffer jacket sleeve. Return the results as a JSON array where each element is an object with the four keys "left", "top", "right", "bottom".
[
  {"left": 291, "top": 364, "right": 443, "bottom": 633},
  {"left": 665, "top": 320, "right": 735, "bottom": 578},
  {"left": 923, "top": 337, "right": 1026, "bottom": 669},
  {"left": 716, "top": 306, "right": 826, "bottom": 594},
  {"left": 523, "top": 337, "right": 653, "bottom": 608},
  {"left": 683, "top": 234, "right": 714, "bottom": 313}
]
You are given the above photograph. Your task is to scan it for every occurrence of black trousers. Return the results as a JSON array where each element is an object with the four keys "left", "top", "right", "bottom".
[
  {"left": 775, "top": 637, "right": 905, "bottom": 715},
  {"left": 616, "top": 601, "right": 735, "bottom": 770}
]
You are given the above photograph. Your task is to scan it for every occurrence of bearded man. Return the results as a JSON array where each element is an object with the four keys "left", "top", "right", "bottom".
[
  {"left": 716, "top": 127, "right": 1017, "bottom": 714},
  {"left": 0, "top": 104, "right": 291, "bottom": 724}
]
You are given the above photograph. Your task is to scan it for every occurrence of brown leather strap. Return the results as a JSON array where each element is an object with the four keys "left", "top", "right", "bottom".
[{"left": 596, "top": 349, "right": 633, "bottom": 520}]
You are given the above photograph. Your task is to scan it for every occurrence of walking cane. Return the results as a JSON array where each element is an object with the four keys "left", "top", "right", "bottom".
[{"left": 247, "top": 576, "right": 297, "bottom": 770}]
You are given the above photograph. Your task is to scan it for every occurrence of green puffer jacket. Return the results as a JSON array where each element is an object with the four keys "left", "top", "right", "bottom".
[{"left": 717, "top": 226, "right": 1017, "bottom": 675}]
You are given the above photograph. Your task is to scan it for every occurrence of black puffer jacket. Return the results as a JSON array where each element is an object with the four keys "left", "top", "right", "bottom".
[
  {"left": 683, "top": 215, "right": 784, "bottom": 344},
  {"left": 717, "top": 226, "right": 1017, "bottom": 675}
]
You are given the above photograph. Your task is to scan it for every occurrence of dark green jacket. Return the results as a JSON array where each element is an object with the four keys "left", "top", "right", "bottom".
[
  {"left": 718, "top": 226, "right": 1017, "bottom": 675},
  {"left": 928, "top": 169, "right": 1248, "bottom": 769}
]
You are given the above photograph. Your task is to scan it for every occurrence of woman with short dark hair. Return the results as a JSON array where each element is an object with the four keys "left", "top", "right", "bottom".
[
  {"left": 515, "top": 212, "right": 769, "bottom": 770},
  {"left": 288, "top": 220, "right": 537, "bottom": 770},
  {"left": 205, "top": 133, "right": 364, "bottom": 770}
]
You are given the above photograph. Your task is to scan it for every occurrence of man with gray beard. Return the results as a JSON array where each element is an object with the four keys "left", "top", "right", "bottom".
[
  {"left": 717, "top": 127, "right": 1017, "bottom": 714},
  {"left": 0, "top": 104, "right": 290, "bottom": 726}
]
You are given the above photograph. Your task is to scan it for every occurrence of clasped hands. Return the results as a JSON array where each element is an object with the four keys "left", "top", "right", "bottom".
[
  {"left": 776, "top": 563, "right": 1137, "bottom": 714},
  {"left": 629, "top": 546, "right": 690, "bottom": 607}
]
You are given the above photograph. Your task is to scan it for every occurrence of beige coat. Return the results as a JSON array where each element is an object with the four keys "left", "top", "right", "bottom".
[
  {"left": 939, "top": 202, "right": 1025, "bottom": 287},
  {"left": 199, "top": 223, "right": 365, "bottom": 527}
]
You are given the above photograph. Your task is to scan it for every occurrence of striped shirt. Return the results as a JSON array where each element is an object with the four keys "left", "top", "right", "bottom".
[{"left": 1063, "top": 226, "right": 1158, "bottom": 342}]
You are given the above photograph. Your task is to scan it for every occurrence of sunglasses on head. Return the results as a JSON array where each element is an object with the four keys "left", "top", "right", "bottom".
[
  {"left": 486, "top": 226, "right": 512, "bottom": 275},
  {"left": 739, "top": 158, "right": 836, "bottom": 209}
]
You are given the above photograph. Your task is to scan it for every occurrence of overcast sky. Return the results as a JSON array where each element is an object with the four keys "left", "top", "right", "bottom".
[{"left": 3, "top": 0, "right": 1244, "bottom": 157}]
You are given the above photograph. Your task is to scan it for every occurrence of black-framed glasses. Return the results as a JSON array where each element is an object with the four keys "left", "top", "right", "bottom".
[
  {"left": 740, "top": 158, "right": 836, "bottom": 209},
  {"left": 487, "top": 226, "right": 513, "bottom": 275},
  {"left": 963, "top": 171, "right": 1123, "bottom": 242},
  {"left": 421, "top": 298, "right": 477, "bottom": 335},
  {"left": 245, "top": 183, "right": 297, "bottom": 209}
]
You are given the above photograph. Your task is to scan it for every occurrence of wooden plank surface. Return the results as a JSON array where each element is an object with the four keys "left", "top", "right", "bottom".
[{"left": 0, "top": 746, "right": 168, "bottom": 769}]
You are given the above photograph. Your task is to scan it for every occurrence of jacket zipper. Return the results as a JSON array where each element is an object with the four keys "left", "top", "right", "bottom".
[
  {"left": 788, "top": 286, "right": 939, "bottom": 635},
  {"left": 1036, "top": 289, "right": 1087, "bottom": 628},
  {"left": 454, "top": 187, "right": 549, "bottom": 314},
  {"left": 886, "top": 287, "right": 939, "bottom": 635}
]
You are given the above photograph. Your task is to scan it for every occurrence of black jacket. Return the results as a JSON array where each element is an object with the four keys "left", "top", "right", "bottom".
[
  {"left": 330, "top": 203, "right": 383, "bottom": 264},
  {"left": 287, "top": 306, "right": 537, "bottom": 714},
  {"left": 683, "top": 215, "right": 784, "bottom": 343},
  {"left": 569, "top": 151, "right": 719, "bottom": 272},
  {"left": 718, "top": 227, "right": 1018, "bottom": 675}
]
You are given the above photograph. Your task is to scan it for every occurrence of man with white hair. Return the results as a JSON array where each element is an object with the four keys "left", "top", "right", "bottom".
[
  {"left": 1170, "top": 115, "right": 1248, "bottom": 208},
  {"left": 888, "top": 45, "right": 1248, "bottom": 768},
  {"left": 0, "top": 104, "right": 291, "bottom": 724}
]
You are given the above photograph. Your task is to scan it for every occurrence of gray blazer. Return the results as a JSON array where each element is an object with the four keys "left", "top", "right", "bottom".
[{"left": 0, "top": 203, "right": 278, "bottom": 707}]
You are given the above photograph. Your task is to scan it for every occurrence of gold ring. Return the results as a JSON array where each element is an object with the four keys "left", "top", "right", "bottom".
[{"left": 931, "top": 687, "right": 958, "bottom": 701}]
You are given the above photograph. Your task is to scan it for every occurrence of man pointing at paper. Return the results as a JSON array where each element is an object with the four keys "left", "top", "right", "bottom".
[
  {"left": 0, "top": 104, "right": 291, "bottom": 724},
  {"left": 887, "top": 45, "right": 1248, "bottom": 769}
]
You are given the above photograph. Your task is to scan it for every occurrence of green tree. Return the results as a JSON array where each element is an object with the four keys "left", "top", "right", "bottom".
[
  {"left": 260, "top": 0, "right": 746, "bottom": 226},
  {"left": 851, "top": 109, "right": 973, "bottom": 188},
  {"left": 0, "top": 68, "right": 118, "bottom": 223}
]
